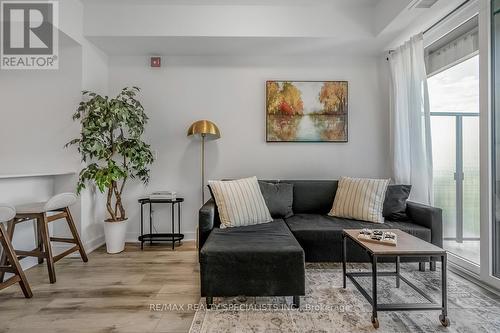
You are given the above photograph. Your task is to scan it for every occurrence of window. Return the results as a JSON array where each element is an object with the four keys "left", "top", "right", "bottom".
[{"left": 428, "top": 55, "right": 480, "bottom": 265}]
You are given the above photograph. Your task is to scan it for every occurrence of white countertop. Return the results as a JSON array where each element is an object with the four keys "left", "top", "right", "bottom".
[{"left": 0, "top": 171, "right": 76, "bottom": 179}]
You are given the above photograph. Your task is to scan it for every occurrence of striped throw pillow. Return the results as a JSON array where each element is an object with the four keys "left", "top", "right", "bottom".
[
  {"left": 329, "top": 177, "right": 390, "bottom": 223},
  {"left": 208, "top": 177, "right": 273, "bottom": 228}
]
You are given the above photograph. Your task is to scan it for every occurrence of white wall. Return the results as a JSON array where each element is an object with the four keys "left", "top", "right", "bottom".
[
  {"left": 0, "top": 34, "right": 82, "bottom": 175},
  {"left": 108, "top": 55, "right": 390, "bottom": 240}
]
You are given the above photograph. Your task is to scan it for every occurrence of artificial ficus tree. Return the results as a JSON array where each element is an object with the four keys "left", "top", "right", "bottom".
[{"left": 67, "top": 87, "right": 154, "bottom": 222}]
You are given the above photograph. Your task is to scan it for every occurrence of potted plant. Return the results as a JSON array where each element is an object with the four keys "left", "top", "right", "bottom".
[{"left": 67, "top": 87, "right": 154, "bottom": 254}]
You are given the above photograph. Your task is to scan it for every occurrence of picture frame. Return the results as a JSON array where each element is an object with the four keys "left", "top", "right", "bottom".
[{"left": 266, "top": 80, "right": 348, "bottom": 142}]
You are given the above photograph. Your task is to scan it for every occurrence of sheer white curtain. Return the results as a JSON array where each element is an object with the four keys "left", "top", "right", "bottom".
[{"left": 389, "top": 33, "right": 433, "bottom": 205}]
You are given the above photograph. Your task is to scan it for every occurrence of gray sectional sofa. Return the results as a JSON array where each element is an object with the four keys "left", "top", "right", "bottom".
[{"left": 198, "top": 180, "right": 443, "bottom": 308}]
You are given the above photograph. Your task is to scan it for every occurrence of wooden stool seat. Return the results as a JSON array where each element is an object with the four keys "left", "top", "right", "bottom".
[
  {"left": 0, "top": 205, "right": 32, "bottom": 298},
  {"left": 0, "top": 193, "right": 88, "bottom": 284}
]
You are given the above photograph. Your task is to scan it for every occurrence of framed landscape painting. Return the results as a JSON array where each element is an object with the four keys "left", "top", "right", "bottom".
[{"left": 266, "top": 80, "right": 348, "bottom": 142}]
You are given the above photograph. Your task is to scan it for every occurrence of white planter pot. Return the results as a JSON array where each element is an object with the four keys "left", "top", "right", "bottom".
[{"left": 104, "top": 219, "right": 128, "bottom": 254}]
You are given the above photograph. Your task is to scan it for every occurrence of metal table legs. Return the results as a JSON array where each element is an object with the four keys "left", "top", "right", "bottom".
[
  {"left": 139, "top": 201, "right": 184, "bottom": 250},
  {"left": 439, "top": 254, "right": 450, "bottom": 327},
  {"left": 341, "top": 234, "right": 450, "bottom": 329},
  {"left": 371, "top": 254, "right": 379, "bottom": 328}
]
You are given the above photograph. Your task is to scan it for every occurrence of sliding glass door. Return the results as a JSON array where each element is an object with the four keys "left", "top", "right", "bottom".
[
  {"left": 429, "top": 56, "right": 480, "bottom": 267},
  {"left": 492, "top": 0, "right": 500, "bottom": 278},
  {"left": 426, "top": 16, "right": 480, "bottom": 270}
]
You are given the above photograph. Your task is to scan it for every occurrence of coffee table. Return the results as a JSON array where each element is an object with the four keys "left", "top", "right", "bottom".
[{"left": 342, "top": 229, "right": 449, "bottom": 329}]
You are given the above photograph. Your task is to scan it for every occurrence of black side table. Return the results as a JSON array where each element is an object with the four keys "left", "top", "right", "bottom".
[{"left": 138, "top": 197, "right": 184, "bottom": 250}]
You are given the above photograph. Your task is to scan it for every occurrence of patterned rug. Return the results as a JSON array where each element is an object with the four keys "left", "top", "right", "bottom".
[{"left": 189, "top": 263, "right": 500, "bottom": 333}]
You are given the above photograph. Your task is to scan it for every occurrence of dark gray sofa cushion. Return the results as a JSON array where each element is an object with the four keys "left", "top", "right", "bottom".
[
  {"left": 383, "top": 184, "right": 412, "bottom": 221},
  {"left": 280, "top": 180, "right": 338, "bottom": 214},
  {"left": 259, "top": 181, "right": 294, "bottom": 218},
  {"left": 200, "top": 219, "right": 305, "bottom": 297},
  {"left": 285, "top": 214, "right": 431, "bottom": 262}
]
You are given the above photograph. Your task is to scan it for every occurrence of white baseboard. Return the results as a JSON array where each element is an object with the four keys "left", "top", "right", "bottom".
[
  {"left": 52, "top": 234, "right": 105, "bottom": 257},
  {"left": 51, "top": 231, "right": 194, "bottom": 256},
  {"left": 20, "top": 258, "right": 39, "bottom": 271},
  {"left": 4, "top": 235, "right": 106, "bottom": 277},
  {"left": 84, "top": 234, "right": 106, "bottom": 253}
]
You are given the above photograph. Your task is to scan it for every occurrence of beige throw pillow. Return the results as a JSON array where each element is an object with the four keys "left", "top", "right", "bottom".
[
  {"left": 208, "top": 176, "right": 273, "bottom": 228},
  {"left": 329, "top": 177, "right": 390, "bottom": 223}
]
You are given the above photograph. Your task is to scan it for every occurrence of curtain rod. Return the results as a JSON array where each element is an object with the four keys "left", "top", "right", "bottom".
[{"left": 387, "top": 0, "right": 471, "bottom": 59}]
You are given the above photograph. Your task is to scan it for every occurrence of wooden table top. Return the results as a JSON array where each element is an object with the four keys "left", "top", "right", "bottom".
[{"left": 343, "top": 229, "right": 446, "bottom": 256}]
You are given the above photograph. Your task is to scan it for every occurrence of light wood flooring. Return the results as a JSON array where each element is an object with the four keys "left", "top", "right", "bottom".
[
  {"left": 0, "top": 242, "right": 200, "bottom": 333},
  {"left": 3, "top": 241, "right": 500, "bottom": 333}
]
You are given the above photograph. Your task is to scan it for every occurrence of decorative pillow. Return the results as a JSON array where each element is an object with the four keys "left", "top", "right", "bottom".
[
  {"left": 329, "top": 177, "right": 390, "bottom": 223},
  {"left": 208, "top": 176, "right": 272, "bottom": 228},
  {"left": 258, "top": 181, "right": 294, "bottom": 219},
  {"left": 383, "top": 184, "right": 412, "bottom": 221}
]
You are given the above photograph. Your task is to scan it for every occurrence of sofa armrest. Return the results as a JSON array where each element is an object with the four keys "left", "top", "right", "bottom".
[
  {"left": 406, "top": 201, "right": 443, "bottom": 248},
  {"left": 199, "top": 198, "right": 217, "bottom": 252}
]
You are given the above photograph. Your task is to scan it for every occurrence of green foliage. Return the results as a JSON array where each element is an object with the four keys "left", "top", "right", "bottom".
[{"left": 67, "top": 87, "right": 154, "bottom": 221}]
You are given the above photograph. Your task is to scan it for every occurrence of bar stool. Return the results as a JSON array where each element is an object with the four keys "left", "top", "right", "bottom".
[
  {"left": 0, "top": 204, "right": 32, "bottom": 298},
  {"left": 4, "top": 193, "right": 88, "bottom": 284}
]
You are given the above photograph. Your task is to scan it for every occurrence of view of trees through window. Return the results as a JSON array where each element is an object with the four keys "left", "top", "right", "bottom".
[{"left": 428, "top": 55, "right": 480, "bottom": 264}]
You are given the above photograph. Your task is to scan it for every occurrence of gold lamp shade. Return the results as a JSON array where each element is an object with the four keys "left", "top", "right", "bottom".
[{"left": 187, "top": 120, "right": 220, "bottom": 140}]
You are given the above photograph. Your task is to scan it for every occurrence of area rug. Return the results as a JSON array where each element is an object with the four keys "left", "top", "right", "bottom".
[{"left": 189, "top": 263, "right": 500, "bottom": 333}]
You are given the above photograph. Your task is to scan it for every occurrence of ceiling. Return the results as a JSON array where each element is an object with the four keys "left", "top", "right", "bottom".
[
  {"left": 88, "top": 36, "right": 382, "bottom": 56},
  {"left": 80, "top": 0, "right": 383, "bottom": 6},
  {"left": 76, "top": 0, "right": 468, "bottom": 56}
]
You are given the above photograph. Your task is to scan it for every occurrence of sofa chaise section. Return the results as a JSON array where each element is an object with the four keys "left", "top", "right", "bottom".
[{"left": 199, "top": 218, "right": 305, "bottom": 307}]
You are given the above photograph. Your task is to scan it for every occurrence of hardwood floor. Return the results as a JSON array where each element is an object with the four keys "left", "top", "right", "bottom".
[
  {"left": 0, "top": 242, "right": 200, "bottom": 333},
  {"left": 4, "top": 241, "right": 499, "bottom": 333}
]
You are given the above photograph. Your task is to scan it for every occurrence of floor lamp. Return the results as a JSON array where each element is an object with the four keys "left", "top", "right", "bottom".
[{"left": 187, "top": 120, "right": 221, "bottom": 205}]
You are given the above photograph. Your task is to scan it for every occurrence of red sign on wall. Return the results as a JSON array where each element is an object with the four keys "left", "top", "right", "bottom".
[{"left": 150, "top": 57, "right": 161, "bottom": 67}]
